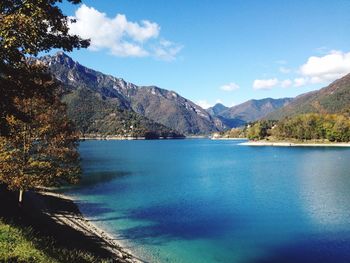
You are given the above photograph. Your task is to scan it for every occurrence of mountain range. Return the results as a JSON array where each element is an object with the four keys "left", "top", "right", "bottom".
[
  {"left": 41, "top": 52, "right": 350, "bottom": 136},
  {"left": 208, "top": 74, "right": 350, "bottom": 125},
  {"left": 41, "top": 52, "right": 223, "bottom": 135},
  {"left": 207, "top": 98, "right": 292, "bottom": 128}
]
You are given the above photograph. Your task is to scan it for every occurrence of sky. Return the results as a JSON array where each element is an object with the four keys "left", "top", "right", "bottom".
[{"left": 58, "top": 0, "right": 350, "bottom": 108}]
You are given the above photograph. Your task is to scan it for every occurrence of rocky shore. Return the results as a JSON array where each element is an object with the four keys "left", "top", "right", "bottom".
[{"left": 39, "top": 191, "right": 144, "bottom": 263}]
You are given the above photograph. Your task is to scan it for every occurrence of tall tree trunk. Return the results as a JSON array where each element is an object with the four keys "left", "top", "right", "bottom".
[{"left": 19, "top": 189, "right": 24, "bottom": 203}]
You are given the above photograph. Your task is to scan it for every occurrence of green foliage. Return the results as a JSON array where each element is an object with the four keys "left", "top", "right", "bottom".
[
  {"left": 218, "top": 128, "right": 246, "bottom": 138},
  {"left": 0, "top": 219, "right": 109, "bottom": 263},
  {"left": 0, "top": 220, "right": 55, "bottom": 263},
  {"left": 272, "top": 114, "right": 350, "bottom": 142},
  {"left": 247, "top": 113, "right": 350, "bottom": 142},
  {"left": 226, "top": 128, "right": 246, "bottom": 138},
  {"left": 247, "top": 120, "right": 276, "bottom": 140}
]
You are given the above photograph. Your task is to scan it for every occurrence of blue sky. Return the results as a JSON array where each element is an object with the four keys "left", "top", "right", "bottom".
[{"left": 58, "top": 0, "right": 350, "bottom": 108}]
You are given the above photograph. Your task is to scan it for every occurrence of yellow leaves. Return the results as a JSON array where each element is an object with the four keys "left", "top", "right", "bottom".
[
  {"left": 28, "top": 159, "right": 52, "bottom": 169},
  {"left": 37, "top": 123, "right": 51, "bottom": 134},
  {"left": 1, "top": 1, "right": 85, "bottom": 191},
  {"left": 5, "top": 115, "right": 18, "bottom": 126},
  {"left": 0, "top": 78, "right": 81, "bottom": 191}
]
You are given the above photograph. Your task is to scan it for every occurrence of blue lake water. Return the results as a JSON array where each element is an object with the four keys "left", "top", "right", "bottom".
[{"left": 64, "top": 139, "right": 350, "bottom": 263}]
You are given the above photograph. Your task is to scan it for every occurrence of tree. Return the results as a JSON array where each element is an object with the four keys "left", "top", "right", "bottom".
[
  {"left": 0, "top": 0, "right": 89, "bottom": 65},
  {"left": 0, "top": 0, "right": 89, "bottom": 202},
  {"left": 0, "top": 69, "right": 80, "bottom": 202},
  {"left": 331, "top": 115, "right": 350, "bottom": 142},
  {"left": 0, "top": 0, "right": 89, "bottom": 135},
  {"left": 271, "top": 113, "right": 350, "bottom": 142},
  {"left": 247, "top": 120, "right": 275, "bottom": 140}
]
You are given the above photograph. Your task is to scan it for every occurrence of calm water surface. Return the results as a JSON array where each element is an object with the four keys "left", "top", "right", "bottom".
[{"left": 65, "top": 139, "right": 350, "bottom": 263}]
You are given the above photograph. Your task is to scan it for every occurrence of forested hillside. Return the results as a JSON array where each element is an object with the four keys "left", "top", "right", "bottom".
[
  {"left": 42, "top": 52, "right": 222, "bottom": 135},
  {"left": 267, "top": 73, "right": 350, "bottom": 120},
  {"left": 62, "top": 87, "right": 183, "bottom": 138}
]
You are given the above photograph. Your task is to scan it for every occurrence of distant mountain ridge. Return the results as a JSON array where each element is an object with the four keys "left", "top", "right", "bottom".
[
  {"left": 41, "top": 52, "right": 223, "bottom": 135},
  {"left": 266, "top": 73, "right": 350, "bottom": 120},
  {"left": 207, "top": 98, "right": 292, "bottom": 128},
  {"left": 206, "top": 103, "right": 228, "bottom": 116}
]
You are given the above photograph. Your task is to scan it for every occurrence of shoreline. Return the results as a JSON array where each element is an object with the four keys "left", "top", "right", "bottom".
[
  {"left": 239, "top": 141, "right": 350, "bottom": 147},
  {"left": 37, "top": 190, "right": 144, "bottom": 263},
  {"left": 211, "top": 137, "right": 247, "bottom": 140},
  {"left": 81, "top": 136, "right": 146, "bottom": 140},
  {"left": 80, "top": 136, "right": 185, "bottom": 140}
]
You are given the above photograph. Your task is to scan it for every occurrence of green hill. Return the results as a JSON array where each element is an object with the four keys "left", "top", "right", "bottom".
[{"left": 267, "top": 73, "right": 350, "bottom": 120}]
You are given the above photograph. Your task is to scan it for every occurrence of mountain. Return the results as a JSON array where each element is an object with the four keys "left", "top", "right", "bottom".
[
  {"left": 61, "top": 87, "right": 182, "bottom": 138},
  {"left": 207, "top": 98, "right": 292, "bottom": 128},
  {"left": 207, "top": 103, "right": 228, "bottom": 116},
  {"left": 266, "top": 73, "right": 350, "bottom": 120},
  {"left": 41, "top": 52, "right": 222, "bottom": 135}
]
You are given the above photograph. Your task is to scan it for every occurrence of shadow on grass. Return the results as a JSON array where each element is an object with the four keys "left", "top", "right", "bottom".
[{"left": 0, "top": 185, "right": 125, "bottom": 263}]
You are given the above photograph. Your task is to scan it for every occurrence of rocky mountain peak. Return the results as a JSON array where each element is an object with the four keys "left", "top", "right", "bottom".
[{"left": 41, "top": 53, "right": 223, "bottom": 135}]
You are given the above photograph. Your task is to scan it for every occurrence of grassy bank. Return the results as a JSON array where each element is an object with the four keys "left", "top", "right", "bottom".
[
  {"left": 0, "top": 219, "right": 106, "bottom": 263},
  {"left": 0, "top": 186, "right": 133, "bottom": 263},
  {"left": 0, "top": 219, "right": 54, "bottom": 262},
  {"left": 0, "top": 218, "right": 108, "bottom": 263}
]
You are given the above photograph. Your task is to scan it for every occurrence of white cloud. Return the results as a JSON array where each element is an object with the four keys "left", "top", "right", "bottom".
[
  {"left": 253, "top": 78, "right": 279, "bottom": 90},
  {"left": 294, "top": 77, "right": 308, "bottom": 87},
  {"left": 196, "top": 100, "right": 212, "bottom": 109},
  {"left": 153, "top": 39, "right": 183, "bottom": 61},
  {"left": 125, "top": 20, "right": 160, "bottom": 42},
  {"left": 251, "top": 50, "right": 350, "bottom": 91},
  {"left": 69, "top": 4, "right": 181, "bottom": 60},
  {"left": 220, "top": 82, "right": 240, "bottom": 91},
  {"left": 281, "top": 79, "right": 292, "bottom": 88},
  {"left": 279, "top": 66, "right": 291, "bottom": 74},
  {"left": 299, "top": 50, "right": 350, "bottom": 83}
]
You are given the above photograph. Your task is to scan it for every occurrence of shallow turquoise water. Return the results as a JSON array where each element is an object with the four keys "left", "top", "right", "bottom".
[{"left": 65, "top": 139, "right": 350, "bottom": 263}]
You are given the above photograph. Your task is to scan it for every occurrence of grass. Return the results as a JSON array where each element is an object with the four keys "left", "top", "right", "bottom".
[
  {"left": 0, "top": 186, "right": 119, "bottom": 262},
  {"left": 0, "top": 219, "right": 55, "bottom": 263},
  {"left": 0, "top": 219, "right": 110, "bottom": 263}
]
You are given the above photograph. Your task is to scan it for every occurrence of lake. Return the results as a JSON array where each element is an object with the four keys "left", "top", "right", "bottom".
[{"left": 64, "top": 139, "right": 350, "bottom": 263}]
